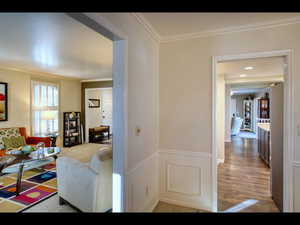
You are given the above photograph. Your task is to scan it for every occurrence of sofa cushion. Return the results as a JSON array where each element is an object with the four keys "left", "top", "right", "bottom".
[
  {"left": 89, "top": 148, "right": 112, "bottom": 173},
  {"left": 60, "top": 143, "right": 112, "bottom": 163},
  {"left": 0, "top": 128, "right": 20, "bottom": 149},
  {"left": 2, "top": 136, "right": 26, "bottom": 149}
]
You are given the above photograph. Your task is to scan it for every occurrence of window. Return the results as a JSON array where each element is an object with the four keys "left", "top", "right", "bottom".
[{"left": 31, "top": 80, "right": 59, "bottom": 136}]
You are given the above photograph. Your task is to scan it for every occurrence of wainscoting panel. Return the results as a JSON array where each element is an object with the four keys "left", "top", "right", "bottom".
[
  {"left": 159, "top": 150, "right": 212, "bottom": 211},
  {"left": 126, "top": 152, "right": 159, "bottom": 212}
]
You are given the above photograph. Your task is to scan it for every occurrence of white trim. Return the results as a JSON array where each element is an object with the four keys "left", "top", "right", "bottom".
[
  {"left": 131, "top": 13, "right": 161, "bottom": 43},
  {"left": 144, "top": 198, "right": 159, "bottom": 212},
  {"left": 293, "top": 161, "right": 300, "bottom": 167},
  {"left": 132, "top": 15, "right": 300, "bottom": 44},
  {"left": 212, "top": 49, "right": 294, "bottom": 212},
  {"left": 126, "top": 152, "right": 158, "bottom": 176},
  {"left": 160, "top": 16, "right": 300, "bottom": 43},
  {"left": 159, "top": 149, "right": 212, "bottom": 211},
  {"left": 159, "top": 198, "right": 208, "bottom": 212},
  {"left": 159, "top": 149, "right": 212, "bottom": 158},
  {"left": 125, "top": 151, "right": 159, "bottom": 212}
]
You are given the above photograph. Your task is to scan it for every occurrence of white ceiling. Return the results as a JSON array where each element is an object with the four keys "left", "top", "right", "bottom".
[
  {"left": 0, "top": 13, "right": 113, "bottom": 80},
  {"left": 231, "top": 87, "right": 268, "bottom": 96},
  {"left": 141, "top": 13, "right": 300, "bottom": 38},
  {"left": 218, "top": 56, "right": 284, "bottom": 80}
]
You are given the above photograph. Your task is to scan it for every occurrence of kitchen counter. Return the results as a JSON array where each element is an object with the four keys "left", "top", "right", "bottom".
[{"left": 257, "top": 123, "right": 270, "bottom": 132}]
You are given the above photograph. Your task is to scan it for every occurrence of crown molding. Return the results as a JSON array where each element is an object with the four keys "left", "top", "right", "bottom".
[
  {"left": 0, "top": 65, "right": 81, "bottom": 81},
  {"left": 80, "top": 78, "right": 113, "bottom": 82},
  {"left": 131, "top": 13, "right": 161, "bottom": 43},
  {"left": 158, "top": 16, "right": 300, "bottom": 43},
  {"left": 131, "top": 14, "right": 300, "bottom": 43}
]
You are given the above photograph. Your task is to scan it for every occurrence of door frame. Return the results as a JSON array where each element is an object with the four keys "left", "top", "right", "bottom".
[
  {"left": 212, "top": 49, "right": 294, "bottom": 212},
  {"left": 84, "top": 87, "right": 113, "bottom": 143},
  {"left": 66, "top": 13, "right": 128, "bottom": 212}
]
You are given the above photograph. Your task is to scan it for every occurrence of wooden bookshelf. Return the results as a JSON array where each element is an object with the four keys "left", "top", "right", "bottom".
[{"left": 63, "top": 112, "right": 82, "bottom": 147}]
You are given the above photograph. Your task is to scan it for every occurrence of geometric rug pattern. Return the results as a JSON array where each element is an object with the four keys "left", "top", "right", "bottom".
[{"left": 0, "top": 162, "right": 57, "bottom": 212}]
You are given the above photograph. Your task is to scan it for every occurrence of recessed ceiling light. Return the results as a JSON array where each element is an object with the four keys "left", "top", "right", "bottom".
[
  {"left": 244, "top": 66, "right": 254, "bottom": 70},
  {"left": 240, "top": 74, "right": 247, "bottom": 77}
]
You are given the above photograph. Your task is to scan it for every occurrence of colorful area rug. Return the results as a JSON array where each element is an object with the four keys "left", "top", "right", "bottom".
[{"left": 0, "top": 162, "right": 57, "bottom": 212}]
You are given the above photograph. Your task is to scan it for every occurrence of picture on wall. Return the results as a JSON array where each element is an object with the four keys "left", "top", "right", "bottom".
[
  {"left": 88, "top": 99, "right": 100, "bottom": 108},
  {"left": 0, "top": 82, "right": 8, "bottom": 121}
]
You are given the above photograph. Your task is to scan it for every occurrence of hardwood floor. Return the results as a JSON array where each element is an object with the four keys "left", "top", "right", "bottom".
[
  {"left": 153, "top": 201, "right": 208, "bottom": 213},
  {"left": 218, "top": 135, "right": 279, "bottom": 212}
]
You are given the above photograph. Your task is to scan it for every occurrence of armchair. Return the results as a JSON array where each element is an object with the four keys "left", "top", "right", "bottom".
[
  {"left": 56, "top": 148, "right": 112, "bottom": 212},
  {"left": 19, "top": 127, "right": 51, "bottom": 147}
]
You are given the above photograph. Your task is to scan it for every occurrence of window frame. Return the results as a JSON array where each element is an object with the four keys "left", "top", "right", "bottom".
[{"left": 30, "top": 79, "right": 60, "bottom": 137}]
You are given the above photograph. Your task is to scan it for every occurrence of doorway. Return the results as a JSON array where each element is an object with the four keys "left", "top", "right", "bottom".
[
  {"left": 212, "top": 50, "right": 294, "bottom": 212},
  {"left": 67, "top": 13, "right": 128, "bottom": 212},
  {"left": 85, "top": 87, "right": 113, "bottom": 144}
]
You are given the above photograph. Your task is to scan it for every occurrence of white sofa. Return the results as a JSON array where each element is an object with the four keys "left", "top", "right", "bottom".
[{"left": 56, "top": 147, "right": 112, "bottom": 212}]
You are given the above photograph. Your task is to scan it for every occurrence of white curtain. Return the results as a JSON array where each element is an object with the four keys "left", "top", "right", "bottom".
[{"left": 31, "top": 80, "right": 59, "bottom": 136}]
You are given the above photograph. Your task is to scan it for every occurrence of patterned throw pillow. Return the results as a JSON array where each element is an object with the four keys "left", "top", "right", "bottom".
[
  {"left": 0, "top": 128, "right": 21, "bottom": 149},
  {"left": 2, "top": 136, "right": 26, "bottom": 150}
]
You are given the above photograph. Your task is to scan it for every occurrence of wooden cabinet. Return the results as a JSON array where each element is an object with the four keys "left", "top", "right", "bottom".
[
  {"left": 257, "top": 125, "right": 270, "bottom": 167},
  {"left": 63, "top": 112, "right": 82, "bottom": 147},
  {"left": 243, "top": 100, "right": 254, "bottom": 131},
  {"left": 257, "top": 94, "right": 270, "bottom": 119}
]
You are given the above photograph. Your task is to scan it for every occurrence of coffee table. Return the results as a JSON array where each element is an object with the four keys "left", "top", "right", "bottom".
[{"left": 0, "top": 147, "right": 61, "bottom": 196}]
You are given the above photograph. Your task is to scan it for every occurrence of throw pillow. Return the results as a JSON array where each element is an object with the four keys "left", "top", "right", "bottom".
[
  {"left": 2, "top": 136, "right": 26, "bottom": 149},
  {"left": 0, "top": 128, "right": 20, "bottom": 149}
]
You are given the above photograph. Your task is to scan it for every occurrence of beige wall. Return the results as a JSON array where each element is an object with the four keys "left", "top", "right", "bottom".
[
  {"left": 0, "top": 68, "right": 81, "bottom": 147},
  {"left": 159, "top": 22, "right": 300, "bottom": 211}
]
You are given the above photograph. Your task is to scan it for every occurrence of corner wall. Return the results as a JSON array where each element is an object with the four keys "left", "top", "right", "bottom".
[
  {"left": 159, "top": 22, "right": 300, "bottom": 211},
  {"left": 92, "top": 13, "right": 160, "bottom": 212}
]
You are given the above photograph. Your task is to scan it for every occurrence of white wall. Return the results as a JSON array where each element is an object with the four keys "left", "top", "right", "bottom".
[
  {"left": 159, "top": 22, "right": 300, "bottom": 211},
  {"left": 92, "top": 13, "right": 160, "bottom": 212}
]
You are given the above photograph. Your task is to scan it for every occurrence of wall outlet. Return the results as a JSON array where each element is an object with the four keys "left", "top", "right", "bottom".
[{"left": 145, "top": 185, "right": 149, "bottom": 196}]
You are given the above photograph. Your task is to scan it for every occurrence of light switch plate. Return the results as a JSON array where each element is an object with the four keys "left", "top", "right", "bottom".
[{"left": 135, "top": 126, "right": 141, "bottom": 136}]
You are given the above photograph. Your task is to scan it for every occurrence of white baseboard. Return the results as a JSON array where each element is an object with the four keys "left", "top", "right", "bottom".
[
  {"left": 126, "top": 151, "right": 159, "bottom": 212},
  {"left": 145, "top": 197, "right": 159, "bottom": 212},
  {"left": 159, "top": 197, "right": 211, "bottom": 212}
]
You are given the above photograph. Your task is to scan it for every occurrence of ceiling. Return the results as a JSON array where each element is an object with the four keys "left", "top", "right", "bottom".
[
  {"left": 141, "top": 13, "right": 300, "bottom": 38},
  {"left": 231, "top": 87, "right": 268, "bottom": 96},
  {"left": 0, "top": 13, "right": 113, "bottom": 80},
  {"left": 230, "top": 82, "right": 274, "bottom": 96},
  {"left": 218, "top": 56, "right": 284, "bottom": 80}
]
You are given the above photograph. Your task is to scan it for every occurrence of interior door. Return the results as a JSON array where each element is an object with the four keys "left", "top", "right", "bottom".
[{"left": 270, "top": 82, "right": 284, "bottom": 211}]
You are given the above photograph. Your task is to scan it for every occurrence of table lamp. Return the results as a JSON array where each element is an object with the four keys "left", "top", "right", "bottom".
[{"left": 41, "top": 110, "right": 56, "bottom": 135}]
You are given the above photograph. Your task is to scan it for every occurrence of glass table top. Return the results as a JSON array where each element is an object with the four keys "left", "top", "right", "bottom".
[{"left": 1, "top": 147, "right": 60, "bottom": 174}]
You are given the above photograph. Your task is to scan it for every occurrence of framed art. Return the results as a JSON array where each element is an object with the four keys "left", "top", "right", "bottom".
[
  {"left": 0, "top": 82, "right": 7, "bottom": 121},
  {"left": 88, "top": 99, "right": 100, "bottom": 108}
]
